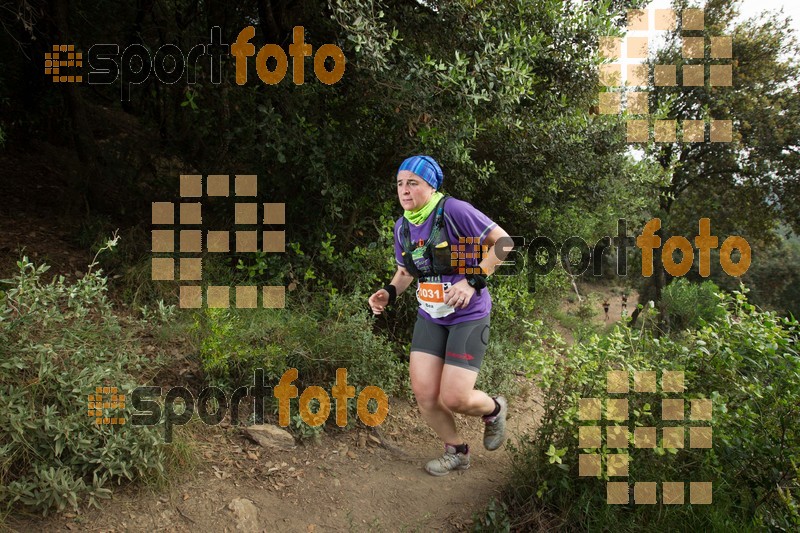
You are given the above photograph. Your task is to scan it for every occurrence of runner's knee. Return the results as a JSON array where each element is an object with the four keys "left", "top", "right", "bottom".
[
  {"left": 440, "top": 389, "right": 469, "bottom": 413},
  {"left": 414, "top": 394, "right": 441, "bottom": 412},
  {"left": 410, "top": 377, "right": 442, "bottom": 412}
]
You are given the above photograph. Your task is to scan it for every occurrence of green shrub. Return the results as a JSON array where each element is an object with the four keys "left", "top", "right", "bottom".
[
  {"left": 192, "top": 290, "right": 408, "bottom": 438},
  {"left": 575, "top": 294, "right": 599, "bottom": 322},
  {"left": 661, "top": 278, "right": 727, "bottom": 331},
  {"left": 0, "top": 249, "right": 180, "bottom": 515},
  {"left": 499, "top": 287, "right": 800, "bottom": 531},
  {"left": 472, "top": 498, "right": 512, "bottom": 532},
  {"left": 474, "top": 275, "right": 542, "bottom": 397}
]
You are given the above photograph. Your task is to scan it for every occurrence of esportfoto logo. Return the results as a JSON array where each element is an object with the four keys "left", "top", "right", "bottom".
[
  {"left": 91, "top": 368, "right": 389, "bottom": 443},
  {"left": 151, "top": 173, "right": 286, "bottom": 309},
  {"left": 49, "top": 26, "right": 345, "bottom": 101}
]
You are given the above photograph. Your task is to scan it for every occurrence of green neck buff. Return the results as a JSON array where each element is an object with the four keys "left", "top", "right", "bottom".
[{"left": 404, "top": 191, "right": 444, "bottom": 225}]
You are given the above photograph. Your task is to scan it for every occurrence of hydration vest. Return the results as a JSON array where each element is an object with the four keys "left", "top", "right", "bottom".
[{"left": 400, "top": 195, "right": 456, "bottom": 281}]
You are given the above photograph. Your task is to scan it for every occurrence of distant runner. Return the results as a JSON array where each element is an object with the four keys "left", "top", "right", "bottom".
[{"left": 368, "top": 155, "right": 511, "bottom": 476}]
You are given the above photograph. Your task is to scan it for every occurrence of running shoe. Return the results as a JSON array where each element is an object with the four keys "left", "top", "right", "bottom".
[
  {"left": 482, "top": 396, "right": 508, "bottom": 450},
  {"left": 424, "top": 444, "right": 470, "bottom": 476}
]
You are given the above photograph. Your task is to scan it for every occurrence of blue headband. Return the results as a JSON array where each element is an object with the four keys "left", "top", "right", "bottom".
[{"left": 398, "top": 155, "right": 443, "bottom": 190}]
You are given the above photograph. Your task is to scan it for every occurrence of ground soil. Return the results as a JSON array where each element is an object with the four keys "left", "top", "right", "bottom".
[
  {"left": 0, "top": 144, "right": 94, "bottom": 282},
  {"left": 6, "top": 386, "right": 540, "bottom": 532}
]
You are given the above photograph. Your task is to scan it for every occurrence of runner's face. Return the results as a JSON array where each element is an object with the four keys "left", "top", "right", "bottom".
[{"left": 397, "top": 170, "right": 435, "bottom": 211}]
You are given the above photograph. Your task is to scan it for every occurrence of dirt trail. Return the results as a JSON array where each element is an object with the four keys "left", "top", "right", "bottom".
[
  {"left": 0, "top": 193, "right": 544, "bottom": 532},
  {"left": 8, "top": 387, "right": 541, "bottom": 532}
]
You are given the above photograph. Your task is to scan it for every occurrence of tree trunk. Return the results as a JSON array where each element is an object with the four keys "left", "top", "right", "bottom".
[
  {"left": 652, "top": 222, "right": 669, "bottom": 336},
  {"left": 51, "top": 0, "right": 99, "bottom": 214},
  {"left": 630, "top": 198, "right": 672, "bottom": 334},
  {"left": 257, "top": 0, "right": 285, "bottom": 44}
]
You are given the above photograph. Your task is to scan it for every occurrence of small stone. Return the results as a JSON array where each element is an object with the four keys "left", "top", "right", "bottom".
[
  {"left": 228, "top": 498, "right": 258, "bottom": 531},
  {"left": 244, "top": 424, "right": 295, "bottom": 450}
]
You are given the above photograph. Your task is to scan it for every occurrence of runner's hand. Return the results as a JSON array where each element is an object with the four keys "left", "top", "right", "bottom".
[
  {"left": 444, "top": 280, "right": 475, "bottom": 309},
  {"left": 368, "top": 289, "right": 390, "bottom": 315}
]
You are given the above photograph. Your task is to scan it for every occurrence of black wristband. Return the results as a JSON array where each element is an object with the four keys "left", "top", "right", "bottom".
[
  {"left": 466, "top": 273, "right": 487, "bottom": 294},
  {"left": 382, "top": 284, "right": 397, "bottom": 306}
]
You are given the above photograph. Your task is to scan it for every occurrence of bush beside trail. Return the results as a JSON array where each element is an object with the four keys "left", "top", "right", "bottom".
[
  {"left": 0, "top": 249, "right": 190, "bottom": 515},
  {"left": 491, "top": 288, "right": 800, "bottom": 531}
]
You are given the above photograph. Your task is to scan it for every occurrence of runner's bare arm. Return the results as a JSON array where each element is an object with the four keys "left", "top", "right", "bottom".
[
  {"left": 388, "top": 265, "right": 415, "bottom": 294},
  {"left": 477, "top": 226, "right": 511, "bottom": 276},
  {"left": 368, "top": 266, "right": 415, "bottom": 315}
]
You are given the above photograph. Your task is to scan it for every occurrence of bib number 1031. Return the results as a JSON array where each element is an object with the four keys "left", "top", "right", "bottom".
[
  {"left": 418, "top": 282, "right": 449, "bottom": 303},
  {"left": 419, "top": 286, "right": 442, "bottom": 301}
]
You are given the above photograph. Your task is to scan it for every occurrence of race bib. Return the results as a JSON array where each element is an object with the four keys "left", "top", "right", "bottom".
[{"left": 416, "top": 281, "right": 454, "bottom": 318}]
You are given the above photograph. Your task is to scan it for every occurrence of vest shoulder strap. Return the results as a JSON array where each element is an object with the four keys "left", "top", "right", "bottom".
[{"left": 400, "top": 195, "right": 450, "bottom": 253}]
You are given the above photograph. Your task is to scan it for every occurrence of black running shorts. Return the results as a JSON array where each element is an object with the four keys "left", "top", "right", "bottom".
[{"left": 410, "top": 314, "right": 491, "bottom": 372}]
